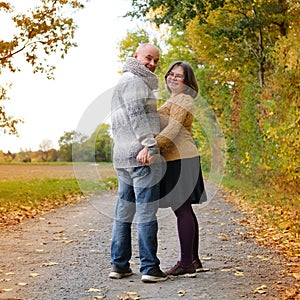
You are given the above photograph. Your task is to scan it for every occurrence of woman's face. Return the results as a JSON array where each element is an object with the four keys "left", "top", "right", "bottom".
[{"left": 166, "top": 65, "right": 185, "bottom": 95}]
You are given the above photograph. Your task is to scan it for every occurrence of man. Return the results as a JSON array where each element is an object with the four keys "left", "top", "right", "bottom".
[{"left": 109, "top": 44, "right": 167, "bottom": 283}]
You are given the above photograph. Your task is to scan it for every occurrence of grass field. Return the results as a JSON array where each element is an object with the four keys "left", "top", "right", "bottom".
[
  {"left": 0, "top": 163, "right": 117, "bottom": 226},
  {"left": 0, "top": 163, "right": 117, "bottom": 181}
]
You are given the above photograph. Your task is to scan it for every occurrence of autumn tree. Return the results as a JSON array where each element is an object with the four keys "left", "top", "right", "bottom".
[
  {"left": 125, "top": 0, "right": 224, "bottom": 29},
  {"left": 125, "top": 0, "right": 300, "bottom": 191},
  {"left": 0, "top": 0, "right": 85, "bottom": 135}
]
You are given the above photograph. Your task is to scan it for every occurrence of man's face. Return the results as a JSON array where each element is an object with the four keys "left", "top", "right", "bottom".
[{"left": 134, "top": 45, "right": 159, "bottom": 73}]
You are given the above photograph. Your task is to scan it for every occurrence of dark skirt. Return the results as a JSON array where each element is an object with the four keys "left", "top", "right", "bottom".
[{"left": 159, "top": 156, "right": 207, "bottom": 210}]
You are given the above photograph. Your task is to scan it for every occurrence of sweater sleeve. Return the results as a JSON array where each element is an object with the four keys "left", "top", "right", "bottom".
[
  {"left": 122, "top": 77, "right": 159, "bottom": 154},
  {"left": 156, "top": 94, "right": 193, "bottom": 149}
]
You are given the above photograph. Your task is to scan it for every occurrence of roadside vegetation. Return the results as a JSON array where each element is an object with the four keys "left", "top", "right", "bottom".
[{"left": 0, "top": 163, "right": 117, "bottom": 226}]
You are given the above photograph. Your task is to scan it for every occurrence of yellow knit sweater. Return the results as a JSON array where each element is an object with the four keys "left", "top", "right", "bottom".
[{"left": 155, "top": 93, "right": 199, "bottom": 162}]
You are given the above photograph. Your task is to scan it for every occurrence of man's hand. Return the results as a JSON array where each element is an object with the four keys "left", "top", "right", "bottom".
[{"left": 136, "top": 147, "right": 154, "bottom": 165}]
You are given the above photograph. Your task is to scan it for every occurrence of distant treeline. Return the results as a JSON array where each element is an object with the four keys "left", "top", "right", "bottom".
[{"left": 0, "top": 124, "right": 112, "bottom": 163}]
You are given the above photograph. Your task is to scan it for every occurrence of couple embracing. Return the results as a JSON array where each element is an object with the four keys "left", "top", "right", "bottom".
[{"left": 109, "top": 43, "right": 207, "bottom": 283}]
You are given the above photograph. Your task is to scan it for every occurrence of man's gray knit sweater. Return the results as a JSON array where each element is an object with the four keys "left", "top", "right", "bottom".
[{"left": 111, "top": 58, "right": 160, "bottom": 168}]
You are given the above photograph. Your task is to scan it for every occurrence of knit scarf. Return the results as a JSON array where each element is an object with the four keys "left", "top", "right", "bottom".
[{"left": 122, "top": 57, "right": 158, "bottom": 90}]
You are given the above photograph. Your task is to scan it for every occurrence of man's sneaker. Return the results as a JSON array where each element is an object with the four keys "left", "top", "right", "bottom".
[
  {"left": 165, "top": 261, "right": 196, "bottom": 278},
  {"left": 141, "top": 267, "right": 168, "bottom": 283},
  {"left": 109, "top": 265, "right": 133, "bottom": 279}
]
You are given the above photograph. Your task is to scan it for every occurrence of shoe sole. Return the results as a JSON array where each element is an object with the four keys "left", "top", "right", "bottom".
[
  {"left": 109, "top": 271, "right": 133, "bottom": 279},
  {"left": 196, "top": 267, "right": 210, "bottom": 273},
  {"left": 167, "top": 272, "right": 197, "bottom": 278},
  {"left": 141, "top": 275, "right": 168, "bottom": 283}
]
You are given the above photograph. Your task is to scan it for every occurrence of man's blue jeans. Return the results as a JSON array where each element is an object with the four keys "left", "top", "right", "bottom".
[{"left": 110, "top": 164, "right": 161, "bottom": 275}]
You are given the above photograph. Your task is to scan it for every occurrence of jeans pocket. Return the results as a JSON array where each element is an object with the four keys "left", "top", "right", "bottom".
[{"left": 132, "top": 166, "right": 151, "bottom": 178}]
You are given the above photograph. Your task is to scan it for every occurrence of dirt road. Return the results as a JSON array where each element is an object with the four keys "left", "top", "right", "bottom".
[{"left": 0, "top": 182, "right": 297, "bottom": 300}]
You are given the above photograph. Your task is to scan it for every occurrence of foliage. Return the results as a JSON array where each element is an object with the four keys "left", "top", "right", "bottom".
[
  {"left": 58, "top": 130, "right": 82, "bottom": 162},
  {"left": 57, "top": 124, "right": 113, "bottom": 162},
  {"left": 0, "top": 0, "right": 85, "bottom": 135},
  {"left": 221, "top": 176, "right": 300, "bottom": 258},
  {"left": 125, "top": 0, "right": 224, "bottom": 29},
  {"left": 257, "top": 30, "right": 300, "bottom": 191},
  {"left": 72, "top": 123, "right": 113, "bottom": 162},
  {"left": 117, "top": 28, "right": 151, "bottom": 62},
  {"left": 123, "top": 0, "right": 300, "bottom": 193},
  {"left": 90, "top": 123, "right": 112, "bottom": 162}
]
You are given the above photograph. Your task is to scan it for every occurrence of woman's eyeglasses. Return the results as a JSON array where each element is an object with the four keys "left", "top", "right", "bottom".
[{"left": 167, "top": 72, "right": 184, "bottom": 80}]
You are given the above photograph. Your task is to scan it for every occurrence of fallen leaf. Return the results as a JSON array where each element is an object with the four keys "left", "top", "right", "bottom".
[
  {"left": 218, "top": 234, "right": 228, "bottom": 241},
  {"left": 200, "top": 257, "right": 212, "bottom": 261},
  {"left": 178, "top": 289, "right": 186, "bottom": 296},
  {"left": 18, "top": 282, "right": 28, "bottom": 286},
  {"left": 234, "top": 271, "right": 244, "bottom": 277},
  {"left": 126, "top": 291, "right": 140, "bottom": 299},
  {"left": 5, "top": 272, "right": 15, "bottom": 276},
  {"left": 253, "top": 285, "right": 268, "bottom": 294},
  {"left": 116, "top": 295, "right": 129, "bottom": 300},
  {"left": 30, "top": 273, "right": 40, "bottom": 277},
  {"left": 88, "top": 288, "right": 102, "bottom": 293},
  {"left": 293, "top": 273, "right": 300, "bottom": 280},
  {"left": 0, "top": 288, "right": 13, "bottom": 292},
  {"left": 40, "top": 261, "right": 58, "bottom": 267},
  {"left": 61, "top": 239, "right": 75, "bottom": 244}
]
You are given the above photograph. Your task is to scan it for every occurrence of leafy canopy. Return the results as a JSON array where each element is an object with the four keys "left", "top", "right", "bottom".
[{"left": 0, "top": 0, "right": 85, "bottom": 135}]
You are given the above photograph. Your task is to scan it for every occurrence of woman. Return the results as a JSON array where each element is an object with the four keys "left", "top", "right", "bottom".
[{"left": 140, "top": 61, "right": 207, "bottom": 277}]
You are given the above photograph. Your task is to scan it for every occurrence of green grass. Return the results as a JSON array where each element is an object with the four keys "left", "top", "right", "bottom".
[
  {"left": 0, "top": 177, "right": 117, "bottom": 223},
  {"left": 221, "top": 175, "right": 300, "bottom": 209}
]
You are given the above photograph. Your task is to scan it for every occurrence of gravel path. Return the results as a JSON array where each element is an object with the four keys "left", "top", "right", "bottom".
[{"left": 0, "top": 182, "right": 297, "bottom": 300}]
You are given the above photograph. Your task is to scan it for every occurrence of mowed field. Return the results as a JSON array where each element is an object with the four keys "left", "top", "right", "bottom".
[{"left": 0, "top": 163, "right": 117, "bottom": 181}]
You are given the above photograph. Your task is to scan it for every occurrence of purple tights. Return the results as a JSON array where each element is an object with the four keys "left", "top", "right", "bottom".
[{"left": 174, "top": 200, "right": 200, "bottom": 266}]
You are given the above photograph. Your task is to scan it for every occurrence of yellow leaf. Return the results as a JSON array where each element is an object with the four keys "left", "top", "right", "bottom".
[
  {"left": 30, "top": 273, "right": 40, "bottom": 277},
  {"left": 293, "top": 273, "right": 300, "bottom": 280},
  {"left": 61, "top": 240, "right": 75, "bottom": 244},
  {"left": 200, "top": 257, "right": 212, "bottom": 261},
  {"left": 254, "top": 285, "right": 268, "bottom": 294},
  {"left": 18, "top": 282, "right": 28, "bottom": 286},
  {"left": 88, "top": 288, "right": 102, "bottom": 293},
  {"left": 234, "top": 271, "right": 244, "bottom": 276},
  {"left": 1, "top": 288, "right": 13, "bottom": 292},
  {"left": 40, "top": 261, "right": 58, "bottom": 267},
  {"left": 5, "top": 272, "right": 15, "bottom": 276},
  {"left": 116, "top": 295, "right": 130, "bottom": 300}
]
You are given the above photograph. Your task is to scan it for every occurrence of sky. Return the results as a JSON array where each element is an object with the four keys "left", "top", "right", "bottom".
[{"left": 0, "top": 0, "right": 137, "bottom": 153}]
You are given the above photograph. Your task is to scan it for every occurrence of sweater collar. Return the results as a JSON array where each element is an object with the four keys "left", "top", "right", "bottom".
[{"left": 122, "top": 57, "right": 158, "bottom": 90}]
